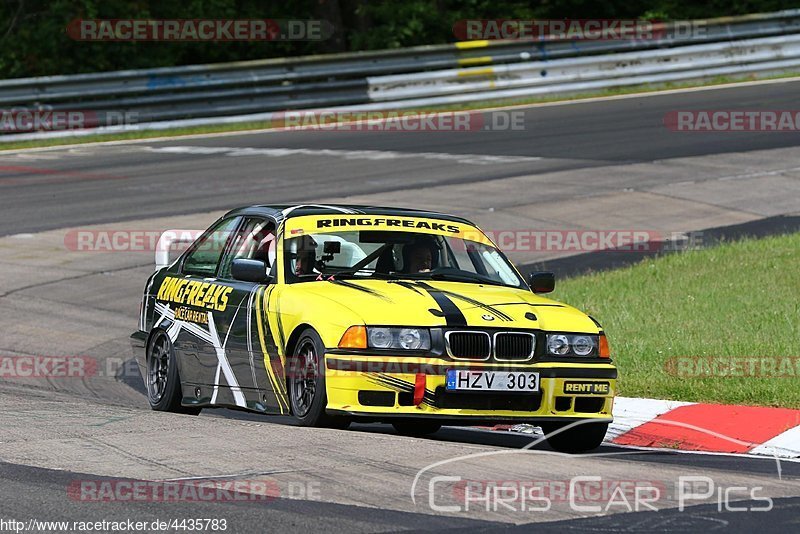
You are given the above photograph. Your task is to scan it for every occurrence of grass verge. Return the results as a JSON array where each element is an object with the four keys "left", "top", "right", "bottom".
[
  {"left": 2, "top": 71, "right": 799, "bottom": 152},
  {"left": 552, "top": 232, "right": 800, "bottom": 408}
]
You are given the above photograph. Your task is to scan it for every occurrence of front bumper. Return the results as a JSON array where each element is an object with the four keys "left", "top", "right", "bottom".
[{"left": 324, "top": 354, "right": 616, "bottom": 424}]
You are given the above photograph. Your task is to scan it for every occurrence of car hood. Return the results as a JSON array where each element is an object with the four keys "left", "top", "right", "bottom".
[{"left": 297, "top": 279, "right": 599, "bottom": 333}]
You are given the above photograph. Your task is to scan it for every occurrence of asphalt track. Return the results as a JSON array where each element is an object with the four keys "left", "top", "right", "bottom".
[
  {"left": 2, "top": 456, "right": 797, "bottom": 533},
  {"left": 1, "top": 79, "right": 799, "bottom": 532},
  {"left": 2, "top": 79, "right": 800, "bottom": 236}
]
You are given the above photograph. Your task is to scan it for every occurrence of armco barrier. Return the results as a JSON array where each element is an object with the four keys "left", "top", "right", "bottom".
[{"left": 2, "top": 10, "right": 800, "bottom": 141}]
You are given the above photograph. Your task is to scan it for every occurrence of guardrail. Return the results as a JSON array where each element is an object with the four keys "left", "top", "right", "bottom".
[
  {"left": 367, "top": 34, "right": 800, "bottom": 103},
  {"left": 3, "top": 10, "right": 800, "bottom": 141}
]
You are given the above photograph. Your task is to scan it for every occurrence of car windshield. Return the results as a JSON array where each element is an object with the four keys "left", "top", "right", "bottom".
[{"left": 284, "top": 230, "right": 525, "bottom": 288}]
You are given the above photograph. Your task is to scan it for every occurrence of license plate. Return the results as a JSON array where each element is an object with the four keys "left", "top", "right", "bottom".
[{"left": 446, "top": 370, "right": 539, "bottom": 392}]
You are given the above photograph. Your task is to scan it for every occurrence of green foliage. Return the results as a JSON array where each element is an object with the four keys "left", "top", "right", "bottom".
[{"left": 0, "top": 0, "right": 797, "bottom": 78}]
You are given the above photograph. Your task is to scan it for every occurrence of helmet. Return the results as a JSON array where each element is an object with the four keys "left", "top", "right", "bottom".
[
  {"left": 289, "top": 235, "right": 318, "bottom": 275},
  {"left": 401, "top": 235, "right": 439, "bottom": 273}
]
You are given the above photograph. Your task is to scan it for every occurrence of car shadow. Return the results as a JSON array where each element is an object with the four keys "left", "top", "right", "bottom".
[{"left": 205, "top": 408, "right": 624, "bottom": 453}]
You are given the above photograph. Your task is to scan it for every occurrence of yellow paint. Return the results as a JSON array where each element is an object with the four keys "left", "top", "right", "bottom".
[
  {"left": 457, "top": 66, "right": 495, "bottom": 76},
  {"left": 457, "top": 57, "right": 493, "bottom": 67},
  {"left": 255, "top": 286, "right": 288, "bottom": 413},
  {"left": 284, "top": 214, "right": 494, "bottom": 245},
  {"left": 455, "top": 40, "right": 490, "bottom": 49}
]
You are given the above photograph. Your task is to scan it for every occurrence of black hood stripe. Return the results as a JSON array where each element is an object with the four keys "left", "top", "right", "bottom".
[
  {"left": 408, "top": 281, "right": 514, "bottom": 322},
  {"left": 415, "top": 282, "right": 467, "bottom": 327},
  {"left": 436, "top": 289, "right": 514, "bottom": 322},
  {"left": 489, "top": 302, "right": 565, "bottom": 308},
  {"left": 329, "top": 280, "right": 392, "bottom": 302},
  {"left": 388, "top": 280, "right": 424, "bottom": 295}
]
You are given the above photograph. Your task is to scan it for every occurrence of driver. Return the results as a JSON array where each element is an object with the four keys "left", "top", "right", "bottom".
[
  {"left": 292, "top": 236, "right": 318, "bottom": 276},
  {"left": 403, "top": 237, "right": 437, "bottom": 273}
]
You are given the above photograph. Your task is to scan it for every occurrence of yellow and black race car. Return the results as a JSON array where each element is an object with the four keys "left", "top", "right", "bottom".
[{"left": 132, "top": 204, "right": 615, "bottom": 452}]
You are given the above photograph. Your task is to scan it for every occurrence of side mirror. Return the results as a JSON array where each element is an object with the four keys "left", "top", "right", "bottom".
[
  {"left": 231, "top": 259, "right": 273, "bottom": 284},
  {"left": 529, "top": 271, "right": 555, "bottom": 293}
]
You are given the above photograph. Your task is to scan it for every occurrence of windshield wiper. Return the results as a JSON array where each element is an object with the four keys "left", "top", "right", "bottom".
[
  {"left": 369, "top": 271, "right": 402, "bottom": 279},
  {"left": 427, "top": 270, "right": 508, "bottom": 287},
  {"left": 319, "top": 270, "right": 401, "bottom": 281}
]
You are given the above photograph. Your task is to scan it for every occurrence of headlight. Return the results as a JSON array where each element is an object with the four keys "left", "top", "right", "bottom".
[
  {"left": 398, "top": 328, "right": 425, "bottom": 350},
  {"left": 547, "top": 334, "right": 570, "bottom": 355},
  {"left": 546, "top": 334, "right": 599, "bottom": 357},
  {"left": 368, "top": 328, "right": 394, "bottom": 348},
  {"left": 572, "top": 335, "right": 595, "bottom": 356},
  {"left": 367, "top": 327, "right": 431, "bottom": 350}
]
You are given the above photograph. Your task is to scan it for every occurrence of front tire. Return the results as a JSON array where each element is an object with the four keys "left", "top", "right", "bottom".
[
  {"left": 289, "top": 328, "right": 350, "bottom": 429},
  {"left": 542, "top": 421, "right": 608, "bottom": 453},
  {"left": 146, "top": 330, "right": 200, "bottom": 415}
]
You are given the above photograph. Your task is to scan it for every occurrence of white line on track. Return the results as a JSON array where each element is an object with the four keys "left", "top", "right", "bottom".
[{"left": 143, "top": 145, "right": 542, "bottom": 166}]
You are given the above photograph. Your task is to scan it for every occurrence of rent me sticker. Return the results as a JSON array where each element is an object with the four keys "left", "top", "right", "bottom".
[{"left": 563, "top": 381, "right": 611, "bottom": 395}]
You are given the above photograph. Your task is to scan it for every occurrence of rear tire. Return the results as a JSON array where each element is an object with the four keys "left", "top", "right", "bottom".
[
  {"left": 392, "top": 421, "right": 442, "bottom": 436},
  {"left": 289, "top": 328, "right": 350, "bottom": 429},
  {"left": 542, "top": 421, "right": 608, "bottom": 453},
  {"left": 146, "top": 331, "right": 200, "bottom": 415}
]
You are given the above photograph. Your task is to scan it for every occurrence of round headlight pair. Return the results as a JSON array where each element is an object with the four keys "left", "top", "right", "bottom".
[
  {"left": 547, "top": 334, "right": 596, "bottom": 356},
  {"left": 368, "top": 327, "right": 428, "bottom": 350}
]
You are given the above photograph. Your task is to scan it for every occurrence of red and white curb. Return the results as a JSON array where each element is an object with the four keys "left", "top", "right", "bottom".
[
  {"left": 495, "top": 397, "right": 800, "bottom": 459},
  {"left": 608, "top": 397, "right": 800, "bottom": 458}
]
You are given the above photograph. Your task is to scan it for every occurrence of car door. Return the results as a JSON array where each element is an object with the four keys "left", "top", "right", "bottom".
[
  {"left": 170, "top": 216, "right": 243, "bottom": 401},
  {"left": 215, "top": 216, "right": 288, "bottom": 414}
]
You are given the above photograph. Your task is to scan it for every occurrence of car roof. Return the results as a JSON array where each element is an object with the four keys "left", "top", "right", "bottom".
[{"left": 223, "top": 204, "right": 474, "bottom": 225}]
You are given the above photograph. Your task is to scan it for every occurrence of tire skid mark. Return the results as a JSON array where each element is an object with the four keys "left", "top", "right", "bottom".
[{"left": 83, "top": 437, "right": 194, "bottom": 476}]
